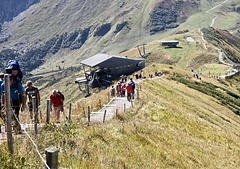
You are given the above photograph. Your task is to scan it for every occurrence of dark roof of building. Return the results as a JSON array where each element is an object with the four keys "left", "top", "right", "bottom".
[{"left": 81, "top": 53, "right": 144, "bottom": 68}]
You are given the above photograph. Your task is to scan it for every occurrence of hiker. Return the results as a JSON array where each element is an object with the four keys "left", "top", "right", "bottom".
[
  {"left": 25, "top": 81, "right": 40, "bottom": 122},
  {"left": 5, "top": 60, "right": 23, "bottom": 83},
  {"left": 116, "top": 82, "right": 122, "bottom": 97},
  {"left": 121, "top": 83, "right": 126, "bottom": 97},
  {"left": 135, "top": 74, "right": 139, "bottom": 79},
  {"left": 0, "top": 73, "right": 4, "bottom": 122},
  {"left": 120, "top": 74, "right": 125, "bottom": 83},
  {"left": 129, "top": 78, "right": 135, "bottom": 99},
  {"left": 50, "top": 89, "right": 64, "bottom": 123},
  {"left": 124, "top": 75, "right": 127, "bottom": 83},
  {"left": 126, "top": 83, "right": 132, "bottom": 102},
  {"left": 1, "top": 75, "right": 26, "bottom": 134},
  {"left": 0, "top": 73, "right": 4, "bottom": 109},
  {"left": 110, "top": 86, "right": 115, "bottom": 97}
]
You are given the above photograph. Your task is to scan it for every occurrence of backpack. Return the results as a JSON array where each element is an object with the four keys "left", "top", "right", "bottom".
[
  {"left": 57, "top": 90, "right": 64, "bottom": 101},
  {"left": 51, "top": 90, "right": 65, "bottom": 102},
  {"left": 10, "top": 79, "right": 22, "bottom": 103},
  {"left": 5, "top": 60, "right": 23, "bottom": 83}
]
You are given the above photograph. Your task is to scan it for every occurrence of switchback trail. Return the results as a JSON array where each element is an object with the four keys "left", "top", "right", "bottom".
[{"left": 206, "top": 0, "right": 229, "bottom": 27}]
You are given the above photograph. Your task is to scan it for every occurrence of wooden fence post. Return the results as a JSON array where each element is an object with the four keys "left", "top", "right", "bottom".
[
  {"left": 32, "top": 96, "right": 37, "bottom": 135},
  {"left": 137, "top": 89, "right": 139, "bottom": 99},
  {"left": 45, "top": 148, "right": 59, "bottom": 169},
  {"left": 5, "top": 74, "right": 14, "bottom": 154},
  {"left": 116, "top": 109, "right": 118, "bottom": 119},
  {"left": 40, "top": 110, "right": 43, "bottom": 124},
  {"left": 83, "top": 107, "right": 86, "bottom": 117},
  {"left": 131, "top": 96, "right": 133, "bottom": 107},
  {"left": 46, "top": 99, "right": 50, "bottom": 124},
  {"left": 103, "top": 110, "right": 107, "bottom": 123},
  {"left": 68, "top": 103, "right": 72, "bottom": 121},
  {"left": 99, "top": 99, "right": 101, "bottom": 109},
  {"left": 88, "top": 106, "right": 90, "bottom": 123}
]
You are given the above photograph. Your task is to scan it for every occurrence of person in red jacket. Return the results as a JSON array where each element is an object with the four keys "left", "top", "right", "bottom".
[
  {"left": 50, "top": 89, "right": 63, "bottom": 123},
  {"left": 126, "top": 83, "right": 132, "bottom": 102}
]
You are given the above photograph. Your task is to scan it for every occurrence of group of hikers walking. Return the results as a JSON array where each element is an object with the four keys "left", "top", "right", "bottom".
[
  {"left": 110, "top": 75, "right": 135, "bottom": 102},
  {"left": 0, "top": 60, "right": 64, "bottom": 134}
]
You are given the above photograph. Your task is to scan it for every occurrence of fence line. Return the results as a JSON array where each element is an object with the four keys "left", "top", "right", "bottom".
[{"left": 11, "top": 108, "right": 50, "bottom": 169}]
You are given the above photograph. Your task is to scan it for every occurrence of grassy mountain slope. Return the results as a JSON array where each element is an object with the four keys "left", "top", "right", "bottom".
[{"left": 1, "top": 65, "right": 240, "bottom": 168}]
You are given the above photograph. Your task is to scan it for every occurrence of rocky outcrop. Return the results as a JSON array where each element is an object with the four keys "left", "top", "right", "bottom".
[
  {"left": 94, "top": 23, "right": 111, "bottom": 37},
  {"left": 150, "top": 0, "right": 200, "bottom": 34},
  {"left": 236, "top": 6, "right": 240, "bottom": 13},
  {"left": 114, "top": 21, "right": 128, "bottom": 34},
  {"left": 0, "top": 0, "right": 40, "bottom": 23}
]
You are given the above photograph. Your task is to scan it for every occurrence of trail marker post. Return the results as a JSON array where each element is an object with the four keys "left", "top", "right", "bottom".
[
  {"left": 124, "top": 103, "right": 126, "bottom": 113},
  {"left": 5, "top": 74, "right": 14, "bottom": 154}
]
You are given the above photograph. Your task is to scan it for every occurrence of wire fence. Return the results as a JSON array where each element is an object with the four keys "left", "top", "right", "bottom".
[{"left": 11, "top": 107, "right": 50, "bottom": 169}]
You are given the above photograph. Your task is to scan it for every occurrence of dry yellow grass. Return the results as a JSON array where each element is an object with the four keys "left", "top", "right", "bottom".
[{"left": 2, "top": 64, "right": 240, "bottom": 168}]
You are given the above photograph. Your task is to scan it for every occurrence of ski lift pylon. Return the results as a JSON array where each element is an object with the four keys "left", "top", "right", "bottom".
[{"left": 136, "top": 43, "right": 147, "bottom": 57}]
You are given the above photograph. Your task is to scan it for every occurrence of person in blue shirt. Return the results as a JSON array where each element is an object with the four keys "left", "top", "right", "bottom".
[
  {"left": 129, "top": 78, "right": 135, "bottom": 99},
  {"left": 1, "top": 76, "right": 26, "bottom": 134},
  {"left": 0, "top": 73, "right": 4, "bottom": 108},
  {"left": 0, "top": 73, "right": 4, "bottom": 122}
]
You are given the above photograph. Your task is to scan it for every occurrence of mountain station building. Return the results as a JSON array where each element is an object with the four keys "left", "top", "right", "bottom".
[{"left": 76, "top": 53, "right": 145, "bottom": 88}]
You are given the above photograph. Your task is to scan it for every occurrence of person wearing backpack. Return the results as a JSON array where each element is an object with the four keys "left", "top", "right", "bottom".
[
  {"left": 5, "top": 60, "right": 23, "bottom": 83},
  {"left": 129, "top": 78, "right": 135, "bottom": 99},
  {"left": 1, "top": 75, "right": 26, "bottom": 134},
  {"left": 0, "top": 73, "right": 4, "bottom": 108},
  {"left": 25, "top": 81, "right": 40, "bottom": 122},
  {"left": 0, "top": 73, "right": 4, "bottom": 122},
  {"left": 110, "top": 86, "right": 115, "bottom": 97},
  {"left": 50, "top": 89, "right": 64, "bottom": 123}
]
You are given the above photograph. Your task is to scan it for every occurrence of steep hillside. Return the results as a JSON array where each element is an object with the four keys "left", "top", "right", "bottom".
[{"left": 1, "top": 0, "right": 239, "bottom": 74}]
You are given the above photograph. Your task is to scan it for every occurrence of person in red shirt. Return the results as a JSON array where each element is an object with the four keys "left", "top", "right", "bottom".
[
  {"left": 126, "top": 83, "right": 132, "bottom": 102},
  {"left": 50, "top": 89, "right": 63, "bottom": 123},
  {"left": 121, "top": 84, "right": 126, "bottom": 97}
]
